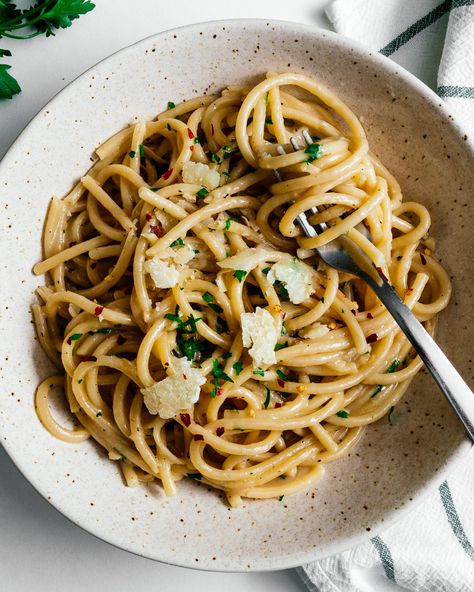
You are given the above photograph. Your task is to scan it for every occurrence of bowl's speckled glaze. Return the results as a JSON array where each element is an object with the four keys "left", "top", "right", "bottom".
[{"left": 0, "top": 20, "right": 472, "bottom": 571}]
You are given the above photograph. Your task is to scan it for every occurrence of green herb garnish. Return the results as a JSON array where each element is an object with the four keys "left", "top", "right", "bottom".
[
  {"left": 336, "top": 410, "right": 349, "bottom": 418},
  {"left": 276, "top": 369, "right": 289, "bottom": 381},
  {"left": 265, "top": 116, "right": 273, "bottom": 124},
  {"left": 209, "top": 152, "right": 222, "bottom": 165},
  {"left": 275, "top": 342, "right": 288, "bottom": 351},
  {"left": 371, "top": 385, "right": 383, "bottom": 398},
  {"left": 304, "top": 143, "right": 322, "bottom": 164},
  {"left": 279, "top": 495, "right": 284, "bottom": 502},
  {"left": 387, "top": 359, "right": 401, "bottom": 373},
  {"left": 233, "top": 270, "right": 247, "bottom": 283},
  {"left": 69, "top": 333, "right": 83, "bottom": 341},
  {"left": 186, "top": 472, "right": 202, "bottom": 480},
  {"left": 0, "top": 1, "right": 96, "bottom": 100},
  {"left": 264, "top": 386, "right": 271, "bottom": 409},
  {"left": 167, "top": 100, "right": 176, "bottom": 109},
  {"left": 193, "top": 137, "right": 200, "bottom": 144},
  {"left": 253, "top": 369, "right": 265, "bottom": 376},
  {"left": 232, "top": 361, "right": 243, "bottom": 375},
  {"left": 262, "top": 266, "right": 271, "bottom": 275},
  {"left": 202, "top": 292, "right": 223, "bottom": 314},
  {"left": 196, "top": 187, "right": 209, "bottom": 198},
  {"left": 388, "top": 406, "right": 396, "bottom": 425},
  {"left": 139, "top": 143, "right": 145, "bottom": 157},
  {"left": 128, "top": 150, "right": 136, "bottom": 158},
  {"left": 95, "top": 411, "right": 102, "bottom": 418},
  {"left": 170, "top": 237, "right": 185, "bottom": 248}
]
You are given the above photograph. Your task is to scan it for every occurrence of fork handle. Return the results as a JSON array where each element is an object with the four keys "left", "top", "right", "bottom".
[{"left": 367, "top": 278, "right": 474, "bottom": 442}]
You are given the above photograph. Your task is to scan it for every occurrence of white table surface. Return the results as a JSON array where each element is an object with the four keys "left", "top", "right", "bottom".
[{"left": 0, "top": 1, "right": 333, "bottom": 590}]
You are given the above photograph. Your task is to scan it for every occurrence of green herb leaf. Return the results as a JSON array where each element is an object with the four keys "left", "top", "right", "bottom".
[
  {"left": 196, "top": 187, "right": 209, "bottom": 198},
  {"left": 370, "top": 385, "right": 383, "bottom": 398},
  {"left": 170, "top": 237, "right": 185, "bottom": 248},
  {"left": 233, "top": 270, "right": 246, "bottom": 283},
  {"left": 265, "top": 116, "right": 273, "bottom": 124},
  {"left": 33, "top": 0, "right": 96, "bottom": 37},
  {"left": 304, "top": 143, "right": 322, "bottom": 164},
  {"left": 222, "top": 352, "right": 232, "bottom": 359},
  {"left": 387, "top": 359, "right": 401, "bottom": 373},
  {"left": 0, "top": 63, "right": 20, "bottom": 99},
  {"left": 232, "top": 361, "right": 243, "bottom": 375},
  {"left": 275, "top": 342, "right": 288, "bottom": 351},
  {"left": 275, "top": 280, "right": 289, "bottom": 299},
  {"left": 193, "top": 137, "right": 200, "bottom": 144},
  {"left": 209, "top": 302, "right": 223, "bottom": 314},
  {"left": 139, "top": 143, "right": 145, "bottom": 157},
  {"left": 276, "top": 369, "right": 289, "bottom": 381},
  {"left": 77, "top": 378, "right": 83, "bottom": 384},
  {"left": 209, "top": 152, "right": 222, "bottom": 164},
  {"left": 253, "top": 369, "right": 265, "bottom": 376},
  {"left": 224, "top": 217, "right": 232, "bottom": 231},
  {"left": 128, "top": 150, "right": 136, "bottom": 158},
  {"left": 211, "top": 359, "right": 234, "bottom": 383},
  {"left": 320, "top": 296, "right": 325, "bottom": 303},
  {"left": 279, "top": 495, "right": 284, "bottom": 502},
  {"left": 202, "top": 292, "right": 213, "bottom": 304},
  {"left": 69, "top": 333, "right": 83, "bottom": 341},
  {"left": 186, "top": 472, "right": 202, "bottom": 480},
  {"left": 336, "top": 410, "right": 349, "bottom": 418},
  {"left": 95, "top": 411, "right": 102, "bottom": 417},
  {"left": 264, "top": 386, "right": 271, "bottom": 408},
  {"left": 262, "top": 267, "right": 271, "bottom": 275},
  {"left": 167, "top": 101, "right": 176, "bottom": 109}
]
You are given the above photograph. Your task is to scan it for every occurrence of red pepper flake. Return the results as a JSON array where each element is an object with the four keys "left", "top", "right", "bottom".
[
  {"left": 94, "top": 306, "right": 104, "bottom": 316},
  {"left": 189, "top": 145, "right": 194, "bottom": 152},
  {"left": 277, "top": 378, "right": 285, "bottom": 388},
  {"left": 215, "top": 386, "right": 223, "bottom": 397},
  {"left": 182, "top": 373, "right": 188, "bottom": 380},
  {"left": 275, "top": 402, "right": 282, "bottom": 408},
  {"left": 66, "top": 337, "right": 72, "bottom": 345},
  {"left": 211, "top": 123, "right": 215, "bottom": 136},
  {"left": 117, "top": 335, "right": 127, "bottom": 346},
  {"left": 123, "top": 285, "right": 133, "bottom": 295},
  {"left": 376, "top": 267, "right": 388, "bottom": 282},
  {"left": 82, "top": 355, "right": 97, "bottom": 362},
  {"left": 420, "top": 253, "right": 427, "bottom": 265},
  {"left": 180, "top": 413, "right": 191, "bottom": 427},
  {"left": 366, "top": 333, "right": 378, "bottom": 344},
  {"left": 187, "top": 128, "right": 194, "bottom": 139},
  {"left": 161, "top": 168, "right": 173, "bottom": 180},
  {"left": 149, "top": 222, "right": 164, "bottom": 238},
  {"left": 216, "top": 427, "right": 224, "bottom": 437},
  {"left": 367, "top": 312, "right": 374, "bottom": 319},
  {"left": 145, "top": 212, "right": 153, "bottom": 221},
  {"left": 69, "top": 241, "right": 77, "bottom": 247},
  {"left": 193, "top": 434, "right": 204, "bottom": 441}
]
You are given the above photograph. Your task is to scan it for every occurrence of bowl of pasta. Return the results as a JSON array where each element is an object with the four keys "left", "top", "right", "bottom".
[{"left": 0, "top": 19, "right": 472, "bottom": 571}]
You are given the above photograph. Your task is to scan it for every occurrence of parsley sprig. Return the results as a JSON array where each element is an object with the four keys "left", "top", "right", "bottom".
[{"left": 0, "top": 0, "right": 95, "bottom": 99}]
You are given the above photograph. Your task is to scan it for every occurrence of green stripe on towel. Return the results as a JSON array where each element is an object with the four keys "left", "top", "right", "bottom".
[
  {"left": 439, "top": 480, "right": 474, "bottom": 561},
  {"left": 380, "top": 0, "right": 452, "bottom": 56},
  {"left": 438, "top": 85, "right": 474, "bottom": 98},
  {"left": 371, "top": 535, "right": 396, "bottom": 581}
]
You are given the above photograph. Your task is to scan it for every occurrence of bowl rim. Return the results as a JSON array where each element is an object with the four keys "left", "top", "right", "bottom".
[{"left": 0, "top": 17, "right": 472, "bottom": 572}]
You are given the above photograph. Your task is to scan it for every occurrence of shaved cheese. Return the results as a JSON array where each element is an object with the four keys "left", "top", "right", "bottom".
[
  {"left": 217, "top": 247, "right": 277, "bottom": 272},
  {"left": 182, "top": 161, "right": 220, "bottom": 190},
  {"left": 241, "top": 307, "right": 278, "bottom": 367},
  {"left": 172, "top": 243, "right": 195, "bottom": 266},
  {"left": 144, "top": 258, "right": 179, "bottom": 289},
  {"left": 299, "top": 322, "right": 330, "bottom": 340},
  {"left": 141, "top": 357, "right": 205, "bottom": 419},
  {"left": 267, "top": 258, "right": 314, "bottom": 304}
]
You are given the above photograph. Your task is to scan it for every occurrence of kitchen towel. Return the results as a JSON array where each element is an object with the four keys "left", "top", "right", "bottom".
[{"left": 297, "top": 1, "right": 474, "bottom": 590}]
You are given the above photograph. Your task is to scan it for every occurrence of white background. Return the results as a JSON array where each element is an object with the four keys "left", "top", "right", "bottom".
[{"left": 0, "top": 1, "right": 332, "bottom": 591}]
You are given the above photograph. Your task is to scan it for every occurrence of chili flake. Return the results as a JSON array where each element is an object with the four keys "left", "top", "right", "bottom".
[
  {"left": 216, "top": 427, "right": 224, "bottom": 437},
  {"left": 161, "top": 168, "right": 173, "bottom": 180},
  {"left": 366, "top": 333, "right": 378, "bottom": 343},
  {"left": 180, "top": 413, "right": 191, "bottom": 427},
  {"left": 94, "top": 306, "right": 104, "bottom": 316}
]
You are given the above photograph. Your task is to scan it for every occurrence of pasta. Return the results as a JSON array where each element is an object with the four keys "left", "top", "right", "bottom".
[{"left": 33, "top": 72, "right": 451, "bottom": 506}]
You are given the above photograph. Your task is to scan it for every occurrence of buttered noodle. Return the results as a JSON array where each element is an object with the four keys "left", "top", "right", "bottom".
[{"left": 33, "top": 73, "right": 451, "bottom": 506}]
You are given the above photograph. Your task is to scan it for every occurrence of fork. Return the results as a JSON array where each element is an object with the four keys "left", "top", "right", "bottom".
[{"left": 273, "top": 131, "right": 474, "bottom": 441}]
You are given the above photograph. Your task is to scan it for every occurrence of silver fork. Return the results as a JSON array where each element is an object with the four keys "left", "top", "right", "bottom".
[{"left": 274, "top": 131, "right": 474, "bottom": 441}]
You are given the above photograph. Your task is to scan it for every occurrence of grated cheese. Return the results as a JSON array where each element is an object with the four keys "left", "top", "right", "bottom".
[
  {"left": 141, "top": 357, "right": 205, "bottom": 419},
  {"left": 267, "top": 257, "right": 314, "bottom": 304},
  {"left": 144, "top": 258, "right": 179, "bottom": 289},
  {"left": 241, "top": 307, "right": 278, "bottom": 367},
  {"left": 182, "top": 161, "right": 220, "bottom": 190}
]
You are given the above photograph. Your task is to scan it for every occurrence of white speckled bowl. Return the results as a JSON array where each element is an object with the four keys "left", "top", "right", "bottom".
[{"left": 0, "top": 20, "right": 472, "bottom": 571}]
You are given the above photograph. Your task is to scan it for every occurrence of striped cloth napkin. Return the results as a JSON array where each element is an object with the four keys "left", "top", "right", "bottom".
[{"left": 297, "top": 2, "right": 474, "bottom": 591}]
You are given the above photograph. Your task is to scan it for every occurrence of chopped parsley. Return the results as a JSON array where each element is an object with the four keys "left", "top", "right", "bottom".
[
  {"left": 276, "top": 369, "right": 289, "bottom": 381},
  {"left": 202, "top": 292, "right": 223, "bottom": 314},
  {"left": 186, "top": 472, "right": 202, "bottom": 480},
  {"left": 233, "top": 270, "right": 247, "bottom": 282},
  {"left": 209, "top": 152, "right": 222, "bottom": 165},
  {"left": 253, "top": 369, "right": 265, "bottom": 376},
  {"left": 193, "top": 137, "right": 200, "bottom": 144},
  {"left": 128, "top": 150, "right": 136, "bottom": 158},
  {"left": 139, "top": 143, "right": 145, "bottom": 157},
  {"left": 264, "top": 386, "right": 271, "bottom": 409},
  {"left": 275, "top": 342, "right": 288, "bottom": 351},
  {"left": 371, "top": 385, "right": 383, "bottom": 398},
  {"left": 232, "top": 361, "right": 243, "bottom": 375},
  {"left": 279, "top": 495, "right": 284, "bottom": 502},
  {"left": 170, "top": 237, "right": 185, "bottom": 248},
  {"left": 196, "top": 187, "right": 209, "bottom": 198},
  {"left": 336, "top": 410, "right": 350, "bottom": 418},
  {"left": 387, "top": 359, "right": 401, "bottom": 373},
  {"left": 224, "top": 217, "right": 232, "bottom": 231},
  {"left": 222, "top": 352, "right": 232, "bottom": 359},
  {"left": 262, "top": 267, "right": 271, "bottom": 275},
  {"left": 264, "top": 92, "right": 269, "bottom": 105},
  {"left": 211, "top": 358, "right": 234, "bottom": 397},
  {"left": 274, "top": 280, "right": 289, "bottom": 299},
  {"left": 95, "top": 411, "right": 102, "bottom": 418},
  {"left": 69, "top": 333, "right": 83, "bottom": 341},
  {"left": 167, "top": 101, "right": 176, "bottom": 109},
  {"left": 265, "top": 116, "right": 273, "bottom": 124},
  {"left": 320, "top": 296, "right": 325, "bottom": 303},
  {"left": 304, "top": 143, "right": 322, "bottom": 163}
]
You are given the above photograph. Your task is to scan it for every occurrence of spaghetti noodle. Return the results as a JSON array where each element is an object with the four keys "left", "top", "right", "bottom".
[{"left": 33, "top": 72, "right": 451, "bottom": 506}]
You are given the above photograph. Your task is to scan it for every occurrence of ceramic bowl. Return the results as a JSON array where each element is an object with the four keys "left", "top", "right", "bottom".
[{"left": 0, "top": 19, "right": 472, "bottom": 571}]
